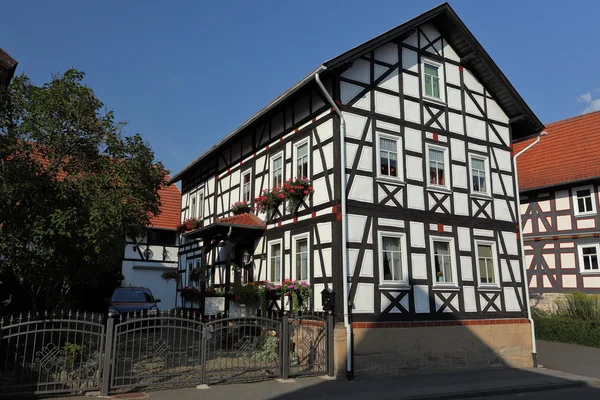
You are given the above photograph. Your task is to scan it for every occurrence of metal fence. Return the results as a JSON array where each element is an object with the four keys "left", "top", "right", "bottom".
[
  {"left": 0, "top": 310, "right": 333, "bottom": 397},
  {"left": 0, "top": 311, "right": 105, "bottom": 396}
]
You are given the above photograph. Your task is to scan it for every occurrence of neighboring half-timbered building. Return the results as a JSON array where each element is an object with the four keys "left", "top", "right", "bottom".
[
  {"left": 517, "top": 111, "right": 600, "bottom": 309},
  {"left": 169, "top": 3, "right": 543, "bottom": 376},
  {"left": 121, "top": 183, "right": 181, "bottom": 309}
]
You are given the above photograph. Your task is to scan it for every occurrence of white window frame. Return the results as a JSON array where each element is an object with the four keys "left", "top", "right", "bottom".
[
  {"left": 241, "top": 169, "right": 252, "bottom": 203},
  {"left": 421, "top": 57, "right": 445, "bottom": 103},
  {"left": 376, "top": 132, "right": 404, "bottom": 182},
  {"left": 186, "top": 260, "right": 193, "bottom": 287},
  {"left": 426, "top": 144, "right": 451, "bottom": 190},
  {"left": 292, "top": 233, "right": 310, "bottom": 282},
  {"left": 430, "top": 236, "right": 458, "bottom": 288},
  {"left": 378, "top": 231, "right": 409, "bottom": 288},
  {"left": 268, "top": 239, "right": 283, "bottom": 284},
  {"left": 572, "top": 184, "right": 596, "bottom": 216},
  {"left": 468, "top": 154, "right": 491, "bottom": 197},
  {"left": 578, "top": 244, "right": 600, "bottom": 274},
  {"left": 270, "top": 151, "right": 284, "bottom": 189},
  {"left": 293, "top": 139, "right": 310, "bottom": 180},
  {"left": 196, "top": 188, "right": 205, "bottom": 219},
  {"left": 190, "top": 193, "right": 197, "bottom": 219},
  {"left": 474, "top": 240, "right": 500, "bottom": 288}
]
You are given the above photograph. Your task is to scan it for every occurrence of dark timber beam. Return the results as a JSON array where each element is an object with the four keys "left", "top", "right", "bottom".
[
  {"left": 460, "top": 50, "right": 478, "bottom": 63},
  {"left": 510, "top": 114, "right": 528, "bottom": 124}
]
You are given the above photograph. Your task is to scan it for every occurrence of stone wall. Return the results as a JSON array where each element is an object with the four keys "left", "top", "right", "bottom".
[
  {"left": 334, "top": 319, "right": 533, "bottom": 378},
  {"left": 529, "top": 293, "right": 566, "bottom": 312}
]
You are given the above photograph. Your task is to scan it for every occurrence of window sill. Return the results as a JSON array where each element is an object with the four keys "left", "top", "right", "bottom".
[
  {"left": 379, "top": 284, "right": 411, "bottom": 291},
  {"left": 477, "top": 286, "right": 502, "bottom": 292},
  {"left": 580, "top": 271, "right": 600, "bottom": 276},
  {"left": 574, "top": 212, "right": 597, "bottom": 218},
  {"left": 427, "top": 186, "right": 452, "bottom": 195},
  {"left": 376, "top": 177, "right": 406, "bottom": 186},
  {"left": 423, "top": 95, "right": 446, "bottom": 106},
  {"left": 431, "top": 285, "right": 460, "bottom": 291},
  {"left": 470, "top": 193, "right": 493, "bottom": 201}
]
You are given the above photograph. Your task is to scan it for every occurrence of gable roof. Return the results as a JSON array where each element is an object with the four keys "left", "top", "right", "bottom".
[
  {"left": 169, "top": 2, "right": 543, "bottom": 185},
  {"left": 0, "top": 48, "right": 17, "bottom": 87},
  {"left": 149, "top": 182, "right": 182, "bottom": 230},
  {"left": 515, "top": 111, "right": 600, "bottom": 192}
]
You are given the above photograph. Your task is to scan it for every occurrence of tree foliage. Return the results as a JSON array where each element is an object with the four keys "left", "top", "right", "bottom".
[{"left": 0, "top": 69, "right": 167, "bottom": 311}]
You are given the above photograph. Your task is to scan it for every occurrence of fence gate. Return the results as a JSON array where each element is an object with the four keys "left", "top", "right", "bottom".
[
  {"left": 202, "top": 317, "right": 282, "bottom": 384},
  {"left": 287, "top": 315, "right": 329, "bottom": 377},
  {"left": 107, "top": 311, "right": 203, "bottom": 390},
  {"left": 0, "top": 312, "right": 105, "bottom": 397}
]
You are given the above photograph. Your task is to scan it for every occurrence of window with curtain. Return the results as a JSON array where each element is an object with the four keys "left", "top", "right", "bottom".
[
  {"left": 582, "top": 246, "right": 599, "bottom": 271},
  {"left": 270, "top": 243, "right": 282, "bottom": 283},
  {"left": 380, "top": 137, "right": 398, "bottom": 178},
  {"left": 242, "top": 171, "right": 251, "bottom": 203},
  {"left": 381, "top": 236, "right": 403, "bottom": 282},
  {"left": 433, "top": 241, "right": 453, "bottom": 284},
  {"left": 190, "top": 195, "right": 196, "bottom": 218},
  {"left": 296, "top": 142, "right": 309, "bottom": 179},
  {"left": 272, "top": 155, "right": 283, "bottom": 188},
  {"left": 295, "top": 238, "right": 308, "bottom": 281},
  {"left": 471, "top": 157, "right": 487, "bottom": 193},
  {"left": 429, "top": 148, "right": 446, "bottom": 186},
  {"left": 477, "top": 244, "right": 496, "bottom": 285},
  {"left": 424, "top": 63, "right": 440, "bottom": 99},
  {"left": 576, "top": 188, "right": 594, "bottom": 214}
]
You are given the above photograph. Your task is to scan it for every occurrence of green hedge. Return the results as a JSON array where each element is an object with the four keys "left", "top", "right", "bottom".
[{"left": 533, "top": 308, "right": 600, "bottom": 348}]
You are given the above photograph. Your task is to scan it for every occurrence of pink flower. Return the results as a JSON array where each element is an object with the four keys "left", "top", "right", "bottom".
[{"left": 304, "top": 190, "right": 308, "bottom": 195}]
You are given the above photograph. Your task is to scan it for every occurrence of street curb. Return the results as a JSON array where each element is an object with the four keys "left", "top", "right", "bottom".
[{"left": 401, "top": 380, "right": 587, "bottom": 400}]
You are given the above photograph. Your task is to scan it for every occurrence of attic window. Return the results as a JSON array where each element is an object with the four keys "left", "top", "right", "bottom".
[{"left": 422, "top": 58, "right": 445, "bottom": 103}]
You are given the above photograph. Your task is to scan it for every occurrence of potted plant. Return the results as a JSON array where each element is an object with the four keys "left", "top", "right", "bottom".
[
  {"left": 161, "top": 270, "right": 179, "bottom": 281},
  {"left": 254, "top": 188, "right": 285, "bottom": 220},
  {"left": 176, "top": 217, "right": 202, "bottom": 234},
  {"left": 231, "top": 201, "right": 251, "bottom": 215},
  {"left": 282, "top": 177, "right": 314, "bottom": 212},
  {"left": 230, "top": 281, "right": 261, "bottom": 304},
  {"left": 179, "top": 287, "right": 202, "bottom": 302}
]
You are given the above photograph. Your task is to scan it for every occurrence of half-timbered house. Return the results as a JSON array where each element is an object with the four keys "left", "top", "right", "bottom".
[
  {"left": 517, "top": 111, "right": 600, "bottom": 309},
  {"left": 169, "top": 3, "right": 543, "bottom": 376},
  {"left": 121, "top": 183, "right": 181, "bottom": 309}
]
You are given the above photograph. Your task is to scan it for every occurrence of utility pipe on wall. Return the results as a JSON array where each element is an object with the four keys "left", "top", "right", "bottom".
[
  {"left": 513, "top": 131, "right": 547, "bottom": 368},
  {"left": 315, "top": 66, "right": 353, "bottom": 380}
]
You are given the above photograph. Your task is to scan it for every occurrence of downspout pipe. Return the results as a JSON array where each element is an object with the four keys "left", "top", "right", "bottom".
[
  {"left": 513, "top": 131, "right": 547, "bottom": 368},
  {"left": 315, "top": 66, "right": 353, "bottom": 380}
]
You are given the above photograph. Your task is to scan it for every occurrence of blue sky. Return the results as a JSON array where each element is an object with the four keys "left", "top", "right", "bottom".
[{"left": 2, "top": 0, "right": 598, "bottom": 174}]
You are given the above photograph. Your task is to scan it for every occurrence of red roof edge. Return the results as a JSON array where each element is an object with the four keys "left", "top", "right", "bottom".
[{"left": 215, "top": 212, "right": 266, "bottom": 229}]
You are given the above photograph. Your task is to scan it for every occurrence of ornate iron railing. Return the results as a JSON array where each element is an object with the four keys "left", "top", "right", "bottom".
[
  {"left": 0, "top": 310, "right": 333, "bottom": 397},
  {"left": 0, "top": 311, "right": 105, "bottom": 396}
]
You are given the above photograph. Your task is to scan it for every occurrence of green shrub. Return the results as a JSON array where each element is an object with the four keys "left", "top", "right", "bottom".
[
  {"left": 555, "top": 292, "right": 600, "bottom": 321},
  {"left": 533, "top": 307, "right": 600, "bottom": 348}
]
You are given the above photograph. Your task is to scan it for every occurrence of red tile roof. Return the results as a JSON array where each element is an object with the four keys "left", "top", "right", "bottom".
[
  {"left": 216, "top": 213, "right": 266, "bottom": 229},
  {"left": 514, "top": 110, "right": 600, "bottom": 191},
  {"left": 149, "top": 182, "right": 181, "bottom": 230}
]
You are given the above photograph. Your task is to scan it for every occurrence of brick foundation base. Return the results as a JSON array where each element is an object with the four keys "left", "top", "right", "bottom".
[{"left": 334, "top": 318, "right": 533, "bottom": 377}]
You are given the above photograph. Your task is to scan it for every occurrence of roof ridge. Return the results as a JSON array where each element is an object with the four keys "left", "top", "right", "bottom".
[{"left": 545, "top": 109, "right": 600, "bottom": 128}]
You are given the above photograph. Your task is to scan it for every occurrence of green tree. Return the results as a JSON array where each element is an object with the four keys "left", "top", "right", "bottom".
[{"left": 0, "top": 70, "right": 167, "bottom": 311}]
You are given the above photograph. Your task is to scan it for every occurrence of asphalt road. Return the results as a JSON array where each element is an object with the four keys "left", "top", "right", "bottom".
[
  {"left": 470, "top": 385, "right": 600, "bottom": 399},
  {"left": 537, "top": 340, "right": 600, "bottom": 379}
]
